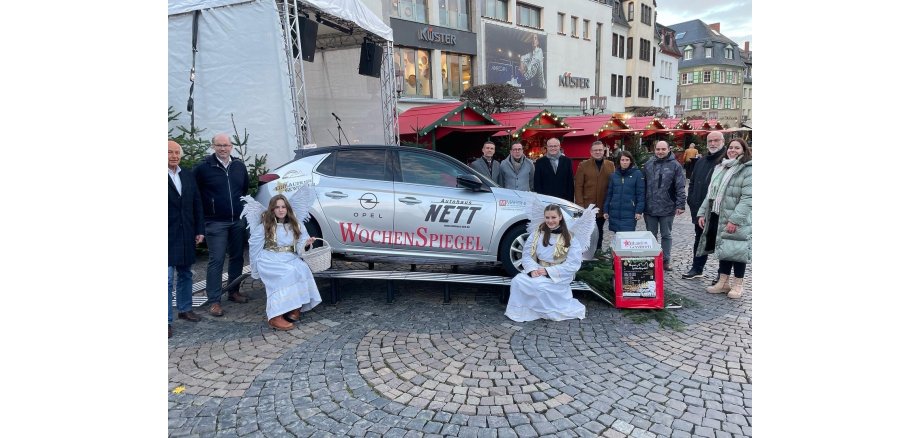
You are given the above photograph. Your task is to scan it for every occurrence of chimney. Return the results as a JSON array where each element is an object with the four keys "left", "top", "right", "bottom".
[
  {"left": 709, "top": 22, "right": 720, "bottom": 33},
  {"left": 744, "top": 41, "right": 750, "bottom": 52}
]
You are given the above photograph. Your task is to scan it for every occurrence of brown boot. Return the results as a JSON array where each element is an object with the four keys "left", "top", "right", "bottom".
[
  {"left": 727, "top": 277, "right": 744, "bottom": 299},
  {"left": 268, "top": 315, "right": 294, "bottom": 331},
  {"left": 285, "top": 308, "right": 302, "bottom": 322},
  {"left": 706, "top": 274, "right": 731, "bottom": 294}
]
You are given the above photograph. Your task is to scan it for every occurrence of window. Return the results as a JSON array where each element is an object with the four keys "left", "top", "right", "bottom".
[
  {"left": 692, "top": 71, "right": 700, "bottom": 83},
  {"left": 641, "top": 4, "right": 652, "bottom": 25},
  {"left": 483, "top": 0, "right": 508, "bottom": 21},
  {"left": 703, "top": 71, "right": 711, "bottom": 83},
  {"left": 724, "top": 46, "right": 734, "bottom": 59},
  {"left": 714, "top": 70, "right": 723, "bottom": 83},
  {"left": 638, "top": 77, "right": 649, "bottom": 98},
  {"left": 684, "top": 46, "right": 693, "bottom": 60},
  {"left": 395, "top": 47, "right": 432, "bottom": 97},
  {"left": 439, "top": 0, "right": 470, "bottom": 31},
  {"left": 393, "top": 0, "right": 429, "bottom": 23},
  {"left": 714, "top": 96, "right": 722, "bottom": 109},
  {"left": 680, "top": 72, "right": 689, "bottom": 84},
  {"left": 571, "top": 16, "right": 578, "bottom": 37},
  {"left": 652, "top": 47, "right": 656, "bottom": 66},
  {"left": 701, "top": 97, "right": 710, "bottom": 110},
  {"left": 441, "top": 52, "right": 472, "bottom": 98},
  {"left": 627, "top": 37, "right": 633, "bottom": 59},
  {"left": 612, "top": 32, "right": 619, "bottom": 56},
  {"left": 332, "top": 150, "right": 388, "bottom": 181},
  {"left": 628, "top": 2, "right": 634, "bottom": 21},
  {"left": 625, "top": 76, "right": 632, "bottom": 97},
  {"left": 557, "top": 13, "right": 565, "bottom": 34},
  {"left": 727, "top": 70, "right": 735, "bottom": 84},
  {"left": 705, "top": 47, "right": 713, "bottom": 58},
  {"left": 651, "top": 80, "right": 655, "bottom": 100},
  {"left": 610, "top": 74, "right": 624, "bottom": 97},
  {"left": 618, "top": 35, "right": 625, "bottom": 57},
  {"left": 583, "top": 19, "right": 590, "bottom": 39},
  {"left": 639, "top": 38, "right": 650, "bottom": 61},
  {"left": 398, "top": 151, "right": 466, "bottom": 187},
  {"left": 517, "top": 3, "right": 541, "bottom": 28},
  {"left": 691, "top": 97, "right": 700, "bottom": 110}
]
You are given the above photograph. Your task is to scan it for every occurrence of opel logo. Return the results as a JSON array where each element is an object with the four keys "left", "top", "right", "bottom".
[{"left": 359, "top": 193, "right": 379, "bottom": 210}]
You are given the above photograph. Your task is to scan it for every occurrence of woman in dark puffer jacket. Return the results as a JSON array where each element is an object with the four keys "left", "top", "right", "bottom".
[{"left": 603, "top": 151, "right": 646, "bottom": 235}]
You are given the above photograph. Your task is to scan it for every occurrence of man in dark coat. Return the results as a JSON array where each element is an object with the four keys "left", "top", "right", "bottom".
[
  {"left": 682, "top": 132, "right": 726, "bottom": 279},
  {"left": 533, "top": 138, "right": 574, "bottom": 202},
  {"left": 642, "top": 141, "right": 686, "bottom": 271},
  {"left": 169, "top": 140, "right": 205, "bottom": 338},
  {"left": 194, "top": 133, "right": 251, "bottom": 318},
  {"left": 469, "top": 140, "right": 502, "bottom": 185}
]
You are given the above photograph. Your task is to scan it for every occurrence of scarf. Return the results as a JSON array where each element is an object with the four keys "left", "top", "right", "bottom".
[
  {"left": 510, "top": 156, "right": 523, "bottom": 172},
  {"left": 711, "top": 158, "right": 742, "bottom": 213},
  {"left": 546, "top": 153, "right": 560, "bottom": 172}
]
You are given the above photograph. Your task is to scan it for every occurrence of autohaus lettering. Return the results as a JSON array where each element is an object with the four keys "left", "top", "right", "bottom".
[
  {"left": 558, "top": 72, "right": 590, "bottom": 89},
  {"left": 418, "top": 26, "right": 456, "bottom": 45},
  {"left": 424, "top": 204, "right": 481, "bottom": 224},
  {"left": 339, "top": 222, "right": 484, "bottom": 250}
]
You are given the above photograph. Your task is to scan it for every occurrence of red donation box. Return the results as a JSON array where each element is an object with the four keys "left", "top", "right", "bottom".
[{"left": 612, "top": 231, "right": 664, "bottom": 309}]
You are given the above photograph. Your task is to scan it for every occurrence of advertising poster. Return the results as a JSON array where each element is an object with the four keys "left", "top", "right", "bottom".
[
  {"left": 484, "top": 23, "right": 547, "bottom": 98},
  {"left": 620, "top": 257, "right": 657, "bottom": 298}
]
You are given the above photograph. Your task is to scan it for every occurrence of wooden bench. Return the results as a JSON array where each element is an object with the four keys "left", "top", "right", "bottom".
[{"left": 312, "top": 269, "right": 600, "bottom": 305}]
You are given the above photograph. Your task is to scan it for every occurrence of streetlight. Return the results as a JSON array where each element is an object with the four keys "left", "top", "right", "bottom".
[{"left": 580, "top": 95, "right": 607, "bottom": 115}]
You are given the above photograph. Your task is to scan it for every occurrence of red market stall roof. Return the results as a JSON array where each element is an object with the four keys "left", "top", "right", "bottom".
[
  {"left": 561, "top": 115, "right": 625, "bottom": 138},
  {"left": 397, "top": 102, "right": 515, "bottom": 141},
  {"left": 491, "top": 109, "right": 582, "bottom": 142},
  {"left": 617, "top": 116, "right": 670, "bottom": 137}
]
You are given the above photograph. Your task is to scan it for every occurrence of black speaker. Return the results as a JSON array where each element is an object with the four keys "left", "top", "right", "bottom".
[
  {"left": 296, "top": 16, "right": 318, "bottom": 62},
  {"left": 358, "top": 40, "right": 382, "bottom": 78}
]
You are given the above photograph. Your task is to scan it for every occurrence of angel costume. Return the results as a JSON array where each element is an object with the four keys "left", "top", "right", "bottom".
[
  {"left": 241, "top": 186, "right": 322, "bottom": 320},
  {"left": 504, "top": 199, "right": 597, "bottom": 322}
]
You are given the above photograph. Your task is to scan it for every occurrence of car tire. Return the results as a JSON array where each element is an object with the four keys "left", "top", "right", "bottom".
[{"left": 498, "top": 223, "right": 529, "bottom": 276}]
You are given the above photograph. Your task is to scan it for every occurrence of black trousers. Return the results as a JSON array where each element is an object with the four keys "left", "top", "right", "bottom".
[
  {"left": 595, "top": 217, "right": 606, "bottom": 252},
  {"left": 719, "top": 260, "right": 747, "bottom": 278}
]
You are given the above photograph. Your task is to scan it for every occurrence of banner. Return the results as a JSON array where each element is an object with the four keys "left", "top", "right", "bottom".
[{"left": 484, "top": 23, "right": 547, "bottom": 98}]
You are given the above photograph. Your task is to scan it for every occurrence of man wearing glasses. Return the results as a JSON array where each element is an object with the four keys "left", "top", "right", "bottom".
[
  {"left": 498, "top": 142, "right": 534, "bottom": 191},
  {"left": 682, "top": 131, "right": 727, "bottom": 280},
  {"left": 194, "top": 133, "right": 251, "bottom": 317}
]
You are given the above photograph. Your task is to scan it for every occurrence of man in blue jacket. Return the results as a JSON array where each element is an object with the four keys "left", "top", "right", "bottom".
[
  {"left": 194, "top": 133, "right": 251, "bottom": 317},
  {"left": 169, "top": 140, "right": 204, "bottom": 338},
  {"left": 643, "top": 141, "right": 686, "bottom": 271}
]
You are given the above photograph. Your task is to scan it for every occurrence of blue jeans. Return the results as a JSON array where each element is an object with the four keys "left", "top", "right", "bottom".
[
  {"left": 644, "top": 215, "right": 675, "bottom": 263},
  {"left": 204, "top": 220, "right": 246, "bottom": 304},
  {"left": 168, "top": 265, "right": 194, "bottom": 322}
]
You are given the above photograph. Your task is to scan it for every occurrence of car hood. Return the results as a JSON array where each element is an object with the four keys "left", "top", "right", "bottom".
[{"left": 491, "top": 187, "right": 584, "bottom": 212}]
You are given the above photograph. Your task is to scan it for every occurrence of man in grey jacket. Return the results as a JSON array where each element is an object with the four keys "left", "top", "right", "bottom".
[
  {"left": 643, "top": 141, "right": 687, "bottom": 271},
  {"left": 498, "top": 142, "right": 534, "bottom": 191},
  {"left": 470, "top": 141, "right": 502, "bottom": 185}
]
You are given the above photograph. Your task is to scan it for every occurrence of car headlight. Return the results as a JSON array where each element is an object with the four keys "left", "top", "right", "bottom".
[{"left": 558, "top": 204, "right": 583, "bottom": 219}]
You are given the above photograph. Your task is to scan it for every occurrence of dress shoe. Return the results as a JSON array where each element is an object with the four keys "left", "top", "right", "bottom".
[
  {"left": 178, "top": 311, "right": 201, "bottom": 322},
  {"left": 209, "top": 303, "right": 224, "bottom": 317},
  {"left": 268, "top": 315, "right": 294, "bottom": 331},
  {"left": 681, "top": 269, "right": 704, "bottom": 279},
  {"left": 284, "top": 308, "right": 302, "bottom": 322},
  {"left": 169, "top": 324, "right": 173, "bottom": 338},
  {"left": 228, "top": 292, "right": 250, "bottom": 303}
]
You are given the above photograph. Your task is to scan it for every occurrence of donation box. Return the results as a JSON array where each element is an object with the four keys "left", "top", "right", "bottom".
[{"left": 612, "top": 231, "right": 664, "bottom": 309}]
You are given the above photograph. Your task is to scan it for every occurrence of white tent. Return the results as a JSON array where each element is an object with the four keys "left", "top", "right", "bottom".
[{"left": 168, "top": 0, "right": 394, "bottom": 170}]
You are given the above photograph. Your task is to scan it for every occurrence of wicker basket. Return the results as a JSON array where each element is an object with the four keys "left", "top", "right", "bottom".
[{"left": 301, "top": 238, "right": 332, "bottom": 272}]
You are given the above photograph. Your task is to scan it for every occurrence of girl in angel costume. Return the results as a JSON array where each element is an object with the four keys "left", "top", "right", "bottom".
[
  {"left": 505, "top": 199, "right": 598, "bottom": 322},
  {"left": 240, "top": 184, "right": 322, "bottom": 331}
]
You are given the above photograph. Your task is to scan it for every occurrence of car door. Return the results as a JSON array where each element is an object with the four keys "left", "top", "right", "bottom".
[
  {"left": 313, "top": 148, "right": 395, "bottom": 250},
  {"left": 391, "top": 149, "right": 496, "bottom": 255}
]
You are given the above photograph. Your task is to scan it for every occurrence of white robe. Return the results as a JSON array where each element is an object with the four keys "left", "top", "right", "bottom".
[
  {"left": 249, "top": 222, "right": 322, "bottom": 319},
  {"left": 505, "top": 232, "right": 586, "bottom": 322}
]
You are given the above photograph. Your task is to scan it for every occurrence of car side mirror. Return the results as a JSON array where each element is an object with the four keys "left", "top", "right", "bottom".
[{"left": 457, "top": 174, "right": 491, "bottom": 192}]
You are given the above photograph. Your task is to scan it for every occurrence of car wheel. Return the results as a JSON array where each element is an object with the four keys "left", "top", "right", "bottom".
[{"left": 499, "top": 223, "right": 529, "bottom": 276}]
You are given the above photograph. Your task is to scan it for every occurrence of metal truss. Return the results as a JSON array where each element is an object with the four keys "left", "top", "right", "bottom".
[
  {"left": 277, "top": 0, "right": 311, "bottom": 146},
  {"left": 380, "top": 41, "right": 398, "bottom": 145}
]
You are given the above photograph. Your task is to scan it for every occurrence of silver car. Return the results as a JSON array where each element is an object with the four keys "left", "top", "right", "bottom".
[{"left": 255, "top": 145, "right": 598, "bottom": 276}]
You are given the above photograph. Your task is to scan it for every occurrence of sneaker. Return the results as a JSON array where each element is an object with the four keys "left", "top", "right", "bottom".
[{"left": 681, "top": 269, "right": 703, "bottom": 279}]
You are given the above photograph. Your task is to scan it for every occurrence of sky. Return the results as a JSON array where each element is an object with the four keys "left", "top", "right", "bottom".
[{"left": 654, "top": 0, "right": 753, "bottom": 51}]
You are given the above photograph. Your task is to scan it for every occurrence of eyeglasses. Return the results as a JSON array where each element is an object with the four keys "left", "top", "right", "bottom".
[{"left": 213, "top": 143, "right": 232, "bottom": 147}]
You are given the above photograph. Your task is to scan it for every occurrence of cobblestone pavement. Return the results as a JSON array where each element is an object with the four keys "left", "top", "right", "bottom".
[{"left": 169, "top": 211, "right": 752, "bottom": 437}]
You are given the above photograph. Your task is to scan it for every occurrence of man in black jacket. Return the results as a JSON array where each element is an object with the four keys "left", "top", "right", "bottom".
[
  {"left": 533, "top": 137, "right": 574, "bottom": 202},
  {"left": 169, "top": 141, "right": 204, "bottom": 338},
  {"left": 194, "top": 133, "right": 251, "bottom": 317},
  {"left": 682, "top": 131, "right": 726, "bottom": 279}
]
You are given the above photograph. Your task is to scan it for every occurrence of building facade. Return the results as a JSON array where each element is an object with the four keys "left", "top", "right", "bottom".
[
  {"left": 741, "top": 41, "right": 752, "bottom": 128},
  {"left": 669, "top": 20, "right": 745, "bottom": 125},
  {"left": 653, "top": 23, "right": 680, "bottom": 116}
]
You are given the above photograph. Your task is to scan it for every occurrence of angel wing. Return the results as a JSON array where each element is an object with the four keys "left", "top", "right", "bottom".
[
  {"left": 525, "top": 195, "right": 546, "bottom": 234},
  {"left": 288, "top": 182, "right": 317, "bottom": 223},
  {"left": 239, "top": 195, "right": 267, "bottom": 230},
  {"left": 569, "top": 203, "right": 599, "bottom": 256}
]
